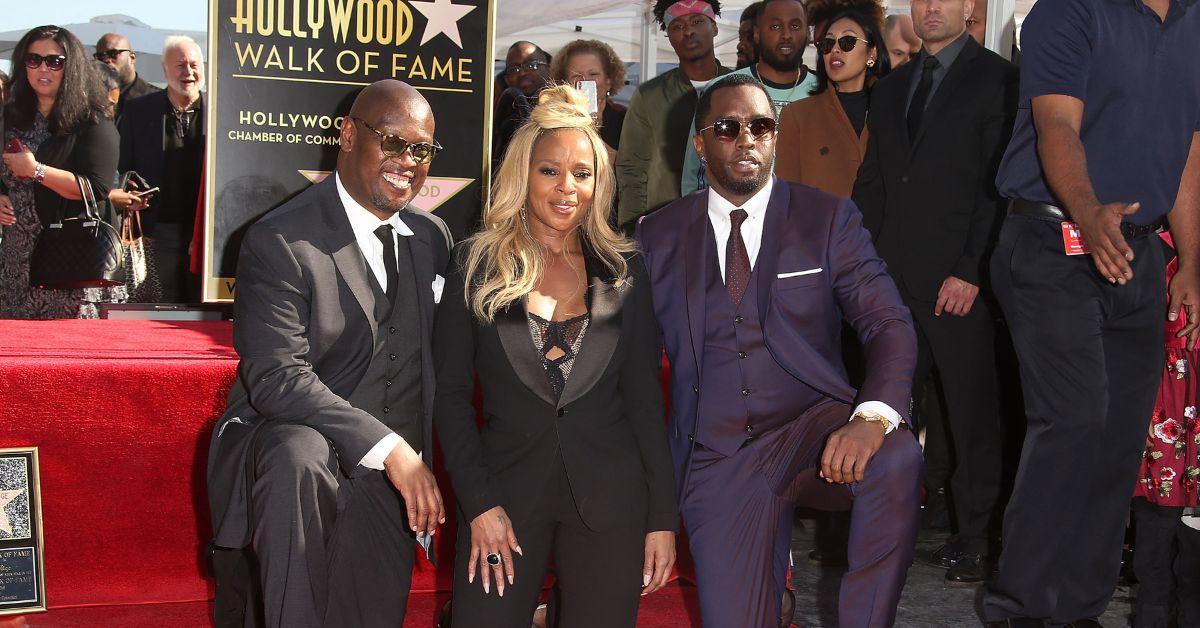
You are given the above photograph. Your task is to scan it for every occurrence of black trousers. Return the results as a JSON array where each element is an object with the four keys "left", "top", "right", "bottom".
[
  {"left": 899, "top": 283, "right": 1004, "bottom": 552},
  {"left": 984, "top": 215, "right": 1166, "bottom": 624},
  {"left": 249, "top": 423, "right": 416, "bottom": 628},
  {"left": 1132, "top": 498, "right": 1200, "bottom": 628},
  {"left": 449, "top": 451, "right": 645, "bottom": 628},
  {"left": 151, "top": 223, "right": 200, "bottom": 303}
]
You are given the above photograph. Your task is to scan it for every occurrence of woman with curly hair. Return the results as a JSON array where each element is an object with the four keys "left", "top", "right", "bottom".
[
  {"left": 549, "top": 39, "right": 627, "bottom": 154},
  {"left": 434, "top": 84, "right": 678, "bottom": 627},
  {"left": 0, "top": 25, "right": 123, "bottom": 318}
]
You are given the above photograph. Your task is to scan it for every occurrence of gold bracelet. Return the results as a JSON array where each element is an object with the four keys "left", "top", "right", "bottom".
[{"left": 853, "top": 410, "right": 894, "bottom": 435}]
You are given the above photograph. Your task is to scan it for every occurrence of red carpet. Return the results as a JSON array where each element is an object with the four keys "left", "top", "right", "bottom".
[
  {"left": 0, "top": 320, "right": 698, "bottom": 626},
  {"left": 0, "top": 584, "right": 701, "bottom": 627}
]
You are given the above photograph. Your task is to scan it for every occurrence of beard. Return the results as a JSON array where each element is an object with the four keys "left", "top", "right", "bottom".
[
  {"left": 759, "top": 45, "right": 802, "bottom": 73},
  {"left": 709, "top": 154, "right": 774, "bottom": 197}
]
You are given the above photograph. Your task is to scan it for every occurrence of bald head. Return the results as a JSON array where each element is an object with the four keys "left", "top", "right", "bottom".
[
  {"left": 883, "top": 14, "right": 922, "bottom": 68},
  {"left": 339, "top": 80, "right": 436, "bottom": 218},
  {"left": 96, "top": 33, "right": 137, "bottom": 85}
]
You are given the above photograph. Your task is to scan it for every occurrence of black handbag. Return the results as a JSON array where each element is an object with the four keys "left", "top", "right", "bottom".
[{"left": 29, "top": 175, "right": 126, "bottom": 289}]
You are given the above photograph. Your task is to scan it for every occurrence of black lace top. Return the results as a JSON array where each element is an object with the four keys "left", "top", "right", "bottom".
[{"left": 527, "top": 312, "right": 591, "bottom": 399}]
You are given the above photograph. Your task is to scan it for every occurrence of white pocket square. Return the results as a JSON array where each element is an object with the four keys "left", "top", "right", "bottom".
[
  {"left": 432, "top": 274, "right": 445, "bottom": 304},
  {"left": 777, "top": 268, "right": 823, "bottom": 279}
]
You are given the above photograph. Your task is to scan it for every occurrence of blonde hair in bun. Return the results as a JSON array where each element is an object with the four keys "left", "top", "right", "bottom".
[{"left": 462, "top": 84, "right": 634, "bottom": 322}]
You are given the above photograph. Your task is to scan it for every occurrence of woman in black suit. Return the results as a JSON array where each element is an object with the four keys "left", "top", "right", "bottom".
[{"left": 435, "top": 85, "right": 677, "bottom": 627}]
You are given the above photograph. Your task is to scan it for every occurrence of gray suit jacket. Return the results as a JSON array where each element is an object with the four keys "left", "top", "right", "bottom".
[{"left": 207, "top": 175, "right": 452, "bottom": 548}]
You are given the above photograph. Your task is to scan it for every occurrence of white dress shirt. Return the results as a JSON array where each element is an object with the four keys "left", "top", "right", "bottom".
[
  {"left": 705, "top": 178, "right": 903, "bottom": 432},
  {"left": 335, "top": 173, "right": 415, "bottom": 469}
]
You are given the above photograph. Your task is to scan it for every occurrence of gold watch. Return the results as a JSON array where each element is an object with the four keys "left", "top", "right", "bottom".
[{"left": 853, "top": 410, "right": 894, "bottom": 435}]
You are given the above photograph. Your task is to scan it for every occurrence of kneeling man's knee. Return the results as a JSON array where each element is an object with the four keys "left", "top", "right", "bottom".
[{"left": 254, "top": 424, "right": 335, "bottom": 486}]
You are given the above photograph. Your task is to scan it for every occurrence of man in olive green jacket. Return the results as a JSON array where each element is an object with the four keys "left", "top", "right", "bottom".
[{"left": 616, "top": 0, "right": 731, "bottom": 228}]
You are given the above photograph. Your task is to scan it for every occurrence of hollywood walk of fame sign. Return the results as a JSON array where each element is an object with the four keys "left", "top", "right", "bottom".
[
  {"left": 0, "top": 448, "right": 45, "bottom": 616},
  {"left": 205, "top": 0, "right": 495, "bottom": 301}
]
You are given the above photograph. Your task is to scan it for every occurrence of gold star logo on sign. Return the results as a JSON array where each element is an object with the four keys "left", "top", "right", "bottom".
[{"left": 410, "top": 0, "right": 477, "bottom": 48}]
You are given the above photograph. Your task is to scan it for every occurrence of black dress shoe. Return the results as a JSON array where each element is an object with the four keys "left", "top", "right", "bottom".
[
  {"left": 929, "top": 539, "right": 966, "bottom": 568},
  {"left": 944, "top": 552, "right": 986, "bottom": 586},
  {"left": 984, "top": 619, "right": 1045, "bottom": 628}
]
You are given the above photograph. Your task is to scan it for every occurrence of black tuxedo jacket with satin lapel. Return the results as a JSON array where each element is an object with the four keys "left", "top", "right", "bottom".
[
  {"left": 433, "top": 245, "right": 679, "bottom": 534},
  {"left": 852, "top": 36, "right": 1018, "bottom": 301},
  {"left": 207, "top": 175, "right": 452, "bottom": 548}
]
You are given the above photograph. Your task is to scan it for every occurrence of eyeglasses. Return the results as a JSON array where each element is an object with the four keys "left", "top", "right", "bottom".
[
  {"left": 351, "top": 117, "right": 441, "bottom": 164},
  {"left": 24, "top": 53, "right": 66, "bottom": 71},
  {"left": 504, "top": 60, "right": 547, "bottom": 75},
  {"left": 817, "top": 35, "right": 872, "bottom": 54},
  {"left": 93, "top": 49, "right": 131, "bottom": 62},
  {"left": 698, "top": 117, "right": 778, "bottom": 142}
]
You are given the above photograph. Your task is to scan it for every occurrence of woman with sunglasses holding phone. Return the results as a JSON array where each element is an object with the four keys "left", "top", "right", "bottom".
[
  {"left": 775, "top": 0, "right": 889, "bottom": 198},
  {"left": 0, "top": 25, "right": 122, "bottom": 318},
  {"left": 434, "top": 85, "right": 677, "bottom": 627}
]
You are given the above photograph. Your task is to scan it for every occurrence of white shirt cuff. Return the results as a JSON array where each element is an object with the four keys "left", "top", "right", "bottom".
[
  {"left": 851, "top": 401, "right": 903, "bottom": 433},
  {"left": 360, "top": 433, "right": 403, "bottom": 470}
]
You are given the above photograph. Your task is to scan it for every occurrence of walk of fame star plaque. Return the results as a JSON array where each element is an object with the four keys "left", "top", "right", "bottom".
[{"left": 0, "top": 448, "right": 45, "bottom": 615}]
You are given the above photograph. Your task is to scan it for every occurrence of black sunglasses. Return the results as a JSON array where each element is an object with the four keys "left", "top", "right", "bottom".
[
  {"left": 93, "top": 49, "right": 131, "bottom": 62},
  {"left": 698, "top": 117, "right": 778, "bottom": 142},
  {"left": 504, "top": 60, "right": 546, "bottom": 75},
  {"left": 351, "top": 117, "right": 441, "bottom": 164},
  {"left": 24, "top": 53, "right": 66, "bottom": 71},
  {"left": 818, "top": 35, "right": 871, "bottom": 54}
]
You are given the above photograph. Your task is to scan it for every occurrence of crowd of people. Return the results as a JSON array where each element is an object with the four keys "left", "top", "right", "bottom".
[
  {"left": 0, "top": 26, "right": 207, "bottom": 317},
  {"left": 3, "top": 0, "right": 1199, "bottom": 626}
]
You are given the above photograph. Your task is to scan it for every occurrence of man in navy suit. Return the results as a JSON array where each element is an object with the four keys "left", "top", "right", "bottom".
[{"left": 637, "top": 73, "right": 922, "bottom": 627}]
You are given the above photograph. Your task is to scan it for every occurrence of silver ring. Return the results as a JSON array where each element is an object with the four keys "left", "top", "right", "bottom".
[{"left": 486, "top": 552, "right": 502, "bottom": 566}]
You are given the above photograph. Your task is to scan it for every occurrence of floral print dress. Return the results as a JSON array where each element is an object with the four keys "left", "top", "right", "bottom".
[
  {"left": 1136, "top": 234, "right": 1199, "bottom": 507},
  {"left": 0, "top": 114, "right": 126, "bottom": 318}
]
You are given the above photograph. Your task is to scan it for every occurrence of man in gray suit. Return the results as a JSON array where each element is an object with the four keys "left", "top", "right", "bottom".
[{"left": 207, "top": 80, "right": 453, "bottom": 627}]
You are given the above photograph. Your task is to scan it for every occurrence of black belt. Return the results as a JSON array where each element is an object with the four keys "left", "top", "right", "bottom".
[{"left": 1009, "top": 199, "right": 1163, "bottom": 239}]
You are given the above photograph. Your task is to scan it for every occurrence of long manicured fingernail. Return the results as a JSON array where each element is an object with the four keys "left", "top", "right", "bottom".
[
  {"left": 469, "top": 573, "right": 474, "bottom": 583},
  {"left": 515, "top": 546, "right": 523, "bottom": 555},
  {"left": 484, "top": 581, "right": 490, "bottom": 594},
  {"left": 644, "top": 574, "right": 651, "bottom": 586}
]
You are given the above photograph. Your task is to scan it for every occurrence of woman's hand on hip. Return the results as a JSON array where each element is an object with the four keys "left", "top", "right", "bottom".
[
  {"left": 469, "top": 505, "right": 522, "bottom": 596},
  {"left": 642, "top": 530, "right": 676, "bottom": 596}
]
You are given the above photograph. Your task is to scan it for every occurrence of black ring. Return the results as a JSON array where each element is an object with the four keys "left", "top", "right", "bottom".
[{"left": 486, "top": 552, "right": 502, "bottom": 566}]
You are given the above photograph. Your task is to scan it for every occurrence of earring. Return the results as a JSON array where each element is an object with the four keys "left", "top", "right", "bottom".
[{"left": 866, "top": 58, "right": 876, "bottom": 68}]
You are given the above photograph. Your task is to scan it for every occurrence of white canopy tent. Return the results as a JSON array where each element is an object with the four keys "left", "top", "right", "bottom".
[{"left": 0, "top": 14, "right": 207, "bottom": 86}]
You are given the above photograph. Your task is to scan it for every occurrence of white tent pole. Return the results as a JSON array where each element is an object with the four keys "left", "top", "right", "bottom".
[
  {"left": 984, "top": 0, "right": 1015, "bottom": 60},
  {"left": 639, "top": 4, "right": 658, "bottom": 83}
]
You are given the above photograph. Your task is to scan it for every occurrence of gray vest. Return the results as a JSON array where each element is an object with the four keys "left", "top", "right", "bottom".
[
  {"left": 696, "top": 226, "right": 825, "bottom": 456},
  {"left": 345, "top": 234, "right": 424, "bottom": 454}
]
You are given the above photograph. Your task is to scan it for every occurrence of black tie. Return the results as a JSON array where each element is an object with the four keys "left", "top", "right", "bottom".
[
  {"left": 907, "top": 55, "right": 941, "bottom": 141},
  {"left": 374, "top": 224, "right": 398, "bottom": 306}
]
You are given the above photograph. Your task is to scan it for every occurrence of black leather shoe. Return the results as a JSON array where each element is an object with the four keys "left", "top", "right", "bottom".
[
  {"left": 984, "top": 619, "right": 1045, "bottom": 628},
  {"left": 929, "top": 539, "right": 966, "bottom": 568},
  {"left": 944, "top": 552, "right": 986, "bottom": 586}
]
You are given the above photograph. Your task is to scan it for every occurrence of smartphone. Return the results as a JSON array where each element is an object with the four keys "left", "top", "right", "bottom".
[
  {"left": 575, "top": 80, "right": 599, "bottom": 119},
  {"left": 4, "top": 138, "right": 23, "bottom": 154}
]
